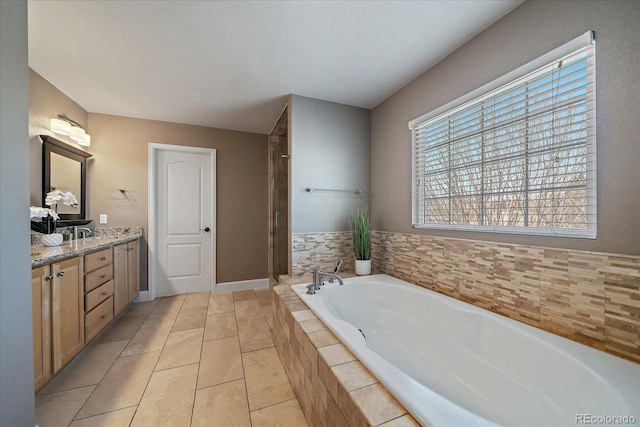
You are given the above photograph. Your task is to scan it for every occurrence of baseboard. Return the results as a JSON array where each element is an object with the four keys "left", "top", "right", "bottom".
[
  {"left": 216, "top": 277, "right": 269, "bottom": 293},
  {"left": 133, "top": 290, "right": 150, "bottom": 302},
  {"left": 132, "top": 279, "right": 268, "bottom": 301}
]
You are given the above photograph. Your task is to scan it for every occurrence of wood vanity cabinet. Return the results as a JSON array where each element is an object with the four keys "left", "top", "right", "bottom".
[
  {"left": 32, "top": 237, "right": 141, "bottom": 392},
  {"left": 113, "top": 240, "right": 140, "bottom": 315},
  {"left": 32, "top": 265, "right": 51, "bottom": 392},
  {"left": 32, "top": 258, "right": 84, "bottom": 391},
  {"left": 51, "top": 257, "right": 85, "bottom": 373},
  {"left": 83, "top": 248, "right": 114, "bottom": 342}
]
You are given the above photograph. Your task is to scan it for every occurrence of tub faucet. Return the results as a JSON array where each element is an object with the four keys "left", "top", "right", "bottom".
[
  {"left": 312, "top": 267, "right": 344, "bottom": 290},
  {"left": 328, "top": 259, "right": 343, "bottom": 283}
]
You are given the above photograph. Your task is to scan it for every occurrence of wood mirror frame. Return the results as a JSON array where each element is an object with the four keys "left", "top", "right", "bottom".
[{"left": 41, "top": 135, "right": 92, "bottom": 224}]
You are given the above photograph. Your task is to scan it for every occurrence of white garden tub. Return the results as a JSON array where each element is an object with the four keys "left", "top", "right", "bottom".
[{"left": 291, "top": 274, "right": 639, "bottom": 427}]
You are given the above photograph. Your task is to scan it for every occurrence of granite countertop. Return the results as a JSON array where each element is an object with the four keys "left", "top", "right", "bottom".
[{"left": 31, "top": 227, "right": 142, "bottom": 267}]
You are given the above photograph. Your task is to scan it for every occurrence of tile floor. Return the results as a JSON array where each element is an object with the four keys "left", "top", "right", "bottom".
[{"left": 36, "top": 288, "right": 308, "bottom": 427}]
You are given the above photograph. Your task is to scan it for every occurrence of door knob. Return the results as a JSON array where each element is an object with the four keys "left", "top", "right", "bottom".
[{"left": 201, "top": 227, "right": 211, "bottom": 232}]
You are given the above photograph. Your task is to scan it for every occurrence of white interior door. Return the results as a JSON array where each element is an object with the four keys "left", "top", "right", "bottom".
[{"left": 153, "top": 145, "right": 215, "bottom": 296}]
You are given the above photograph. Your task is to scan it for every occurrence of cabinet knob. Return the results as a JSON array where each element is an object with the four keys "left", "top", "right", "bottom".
[
  {"left": 99, "top": 256, "right": 106, "bottom": 261},
  {"left": 101, "top": 291, "right": 108, "bottom": 296},
  {"left": 57, "top": 271, "right": 65, "bottom": 277},
  {"left": 100, "top": 274, "right": 107, "bottom": 279},
  {"left": 45, "top": 275, "right": 54, "bottom": 281},
  {"left": 101, "top": 314, "right": 107, "bottom": 320}
]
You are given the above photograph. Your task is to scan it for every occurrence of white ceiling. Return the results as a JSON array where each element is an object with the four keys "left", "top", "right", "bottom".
[{"left": 28, "top": 0, "right": 521, "bottom": 134}]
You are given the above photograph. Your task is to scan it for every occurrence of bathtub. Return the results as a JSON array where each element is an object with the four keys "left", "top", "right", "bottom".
[{"left": 291, "top": 274, "right": 640, "bottom": 427}]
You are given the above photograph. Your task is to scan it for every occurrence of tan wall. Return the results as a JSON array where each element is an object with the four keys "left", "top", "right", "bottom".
[
  {"left": 29, "top": 70, "right": 269, "bottom": 289},
  {"left": 371, "top": 0, "right": 640, "bottom": 256},
  {"left": 29, "top": 69, "right": 88, "bottom": 206},
  {"left": 86, "top": 113, "right": 268, "bottom": 288}
]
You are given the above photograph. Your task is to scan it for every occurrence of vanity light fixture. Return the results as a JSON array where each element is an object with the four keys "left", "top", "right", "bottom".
[{"left": 50, "top": 115, "right": 91, "bottom": 147}]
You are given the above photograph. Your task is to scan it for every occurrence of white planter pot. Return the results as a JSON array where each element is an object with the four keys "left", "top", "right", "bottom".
[
  {"left": 41, "top": 233, "right": 63, "bottom": 247},
  {"left": 355, "top": 259, "right": 371, "bottom": 276}
]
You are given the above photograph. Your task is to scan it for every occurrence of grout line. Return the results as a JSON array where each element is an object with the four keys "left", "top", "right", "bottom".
[
  {"left": 70, "top": 404, "right": 139, "bottom": 424},
  {"left": 183, "top": 293, "right": 210, "bottom": 427},
  {"left": 129, "top": 295, "right": 186, "bottom": 425},
  {"left": 231, "top": 294, "right": 262, "bottom": 426}
]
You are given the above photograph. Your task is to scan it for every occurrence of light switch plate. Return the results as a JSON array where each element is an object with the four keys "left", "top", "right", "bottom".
[{"left": 99, "top": 214, "right": 107, "bottom": 224}]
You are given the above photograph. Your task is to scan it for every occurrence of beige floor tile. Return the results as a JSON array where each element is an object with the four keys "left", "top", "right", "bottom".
[
  {"left": 76, "top": 351, "right": 160, "bottom": 419},
  {"left": 197, "top": 336, "right": 244, "bottom": 389},
  {"left": 172, "top": 304, "right": 208, "bottom": 332},
  {"left": 122, "top": 299, "right": 158, "bottom": 317},
  {"left": 192, "top": 379, "right": 251, "bottom": 427},
  {"left": 204, "top": 311, "right": 238, "bottom": 341},
  {"left": 156, "top": 328, "right": 204, "bottom": 371},
  {"left": 262, "top": 305, "right": 274, "bottom": 330},
  {"left": 94, "top": 314, "right": 147, "bottom": 344},
  {"left": 36, "top": 385, "right": 95, "bottom": 427},
  {"left": 242, "top": 347, "right": 295, "bottom": 411},
  {"left": 237, "top": 316, "right": 274, "bottom": 352},
  {"left": 41, "top": 340, "right": 128, "bottom": 394},
  {"left": 68, "top": 406, "right": 137, "bottom": 427},
  {"left": 234, "top": 299, "right": 265, "bottom": 319},
  {"left": 250, "top": 398, "right": 308, "bottom": 427},
  {"left": 184, "top": 291, "right": 210, "bottom": 308},
  {"left": 209, "top": 292, "right": 235, "bottom": 314},
  {"left": 121, "top": 319, "right": 173, "bottom": 356},
  {"left": 233, "top": 289, "right": 256, "bottom": 302},
  {"left": 130, "top": 364, "right": 198, "bottom": 427},
  {"left": 254, "top": 288, "right": 272, "bottom": 307},
  {"left": 145, "top": 295, "right": 185, "bottom": 323}
]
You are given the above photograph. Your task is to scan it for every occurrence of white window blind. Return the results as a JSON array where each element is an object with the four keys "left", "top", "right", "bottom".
[{"left": 410, "top": 32, "right": 596, "bottom": 238}]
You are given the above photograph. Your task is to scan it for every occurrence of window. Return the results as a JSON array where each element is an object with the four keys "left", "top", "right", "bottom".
[{"left": 410, "top": 32, "right": 596, "bottom": 238}]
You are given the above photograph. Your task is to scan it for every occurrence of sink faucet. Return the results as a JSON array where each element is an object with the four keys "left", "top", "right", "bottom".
[{"left": 73, "top": 226, "right": 91, "bottom": 241}]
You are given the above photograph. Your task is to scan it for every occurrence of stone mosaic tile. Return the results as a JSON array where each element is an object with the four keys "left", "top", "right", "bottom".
[
  {"left": 292, "top": 232, "right": 354, "bottom": 277},
  {"left": 369, "top": 230, "right": 640, "bottom": 363},
  {"left": 602, "top": 256, "right": 640, "bottom": 360}
]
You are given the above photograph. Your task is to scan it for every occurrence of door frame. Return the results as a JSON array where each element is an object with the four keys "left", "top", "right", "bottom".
[{"left": 148, "top": 143, "right": 217, "bottom": 301}]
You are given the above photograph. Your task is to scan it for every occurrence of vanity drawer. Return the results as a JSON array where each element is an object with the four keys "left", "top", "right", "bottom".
[
  {"left": 85, "top": 296, "right": 114, "bottom": 342},
  {"left": 85, "top": 265, "right": 113, "bottom": 292},
  {"left": 84, "top": 248, "right": 112, "bottom": 273},
  {"left": 85, "top": 280, "right": 114, "bottom": 312}
]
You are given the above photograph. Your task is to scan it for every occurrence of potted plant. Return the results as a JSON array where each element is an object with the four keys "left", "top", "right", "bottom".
[
  {"left": 351, "top": 206, "right": 371, "bottom": 275},
  {"left": 30, "top": 190, "right": 78, "bottom": 246}
]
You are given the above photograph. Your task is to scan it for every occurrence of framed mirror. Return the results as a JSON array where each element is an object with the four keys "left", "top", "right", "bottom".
[{"left": 42, "top": 135, "right": 92, "bottom": 224}]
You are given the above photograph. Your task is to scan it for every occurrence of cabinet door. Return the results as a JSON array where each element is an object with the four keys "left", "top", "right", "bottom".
[
  {"left": 127, "top": 240, "right": 140, "bottom": 303},
  {"left": 113, "top": 243, "right": 129, "bottom": 315},
  {"left": 32, "top": 265, "right": 51, "bottom": 392},
  {"left": 51, "top": 256, "right": 84, "bottom": 373}
]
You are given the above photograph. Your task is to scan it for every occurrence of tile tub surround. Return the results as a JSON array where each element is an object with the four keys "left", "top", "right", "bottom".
[
  {"left": 292, "top": 232, "right": 355, "bottom": 277},
  {"left": 31, "top": 227, "right": 143, "bottom": 267},
  {"left": 273, "top": 280, "right": 419, "bottom": 427},
  {"left": 370, "top": 230, "right": 640, "bottom": 364}
]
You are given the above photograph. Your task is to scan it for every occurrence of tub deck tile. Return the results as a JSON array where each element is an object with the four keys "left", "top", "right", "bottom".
[
  {"left": 272, "top": 284, "right": 420, "bottom": 427},
  {"left": 349, "top": 383, "right": 407, "bottom": 427}
]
